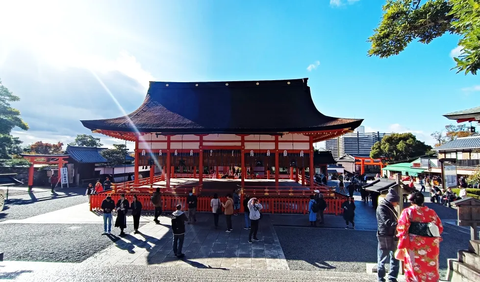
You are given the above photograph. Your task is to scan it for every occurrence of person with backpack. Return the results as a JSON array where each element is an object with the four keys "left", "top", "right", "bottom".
[
  {"left": 151, "top": 188, "right": 162, "bottom": 224},
  {"left": 210, "top": 193, "right": 222, "bottom": 229},
  {"left": 308, "top": 195, "right": 318, "bottom": 227},
  {"left": 171, "top": 204, "right": 188, "bottom": 258},
  {"left": 248, "top": 197, "right": 262, "bottom": 243},
  {"left": 222, "top": 194, "right": 234, "bottom": 232},
  {"left": 315, "top": 192, "right": 327, "bottom": 225}
]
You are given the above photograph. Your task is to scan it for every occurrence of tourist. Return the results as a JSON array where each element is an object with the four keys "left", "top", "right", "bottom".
[
  {"left": 248, "top": 197, "right": 262, "bottom": 243},
  {"left": 338, "top": 174, "right": 346, "bottom": 194},
  {"left": 315, "top": 192, "right": 327, "bottom": 225},
  {"left": 131, "top": 195, "right": 142, "bottom": 234},
  {"left": 233, "top": 189, "right": 240, "bottom": 216},
  {"left": 459, "top": 187, "right": 467, "bottom": 199},
  {"left": 100, "top": 195, "right": 115, "bottom": 235},
  {"left": 95, "top": 179, "right": 103, "bottom": 193},
  {"left": 396, "top": 192, "right": 443, "bottom": 282},
  {"left": 171, "top": 204, "right": 188, "bottom": 258},
  {"left": 187, "top": 190, "right": 197, "bottom": 224},
  {"left": 210, "top": 193, "right": 222, "bottom": 229},
  {"left": 376, "top": 189, "right": 400, "bottom": 282},
  {"left": 115, "top": 194, "right": 129, "bottom": 236},
  {"left": 430, "top": 186, "right": 442, "bottom": 204},
  {"left": 442, "top": 187, "right": 457, "bottom": 208},
  {"left": 348, "top": 182, "right": 356, "bottom": 198},
  {"left": 50, "top": 173, "right": 58, "bottom": 193},
  {"left": 222, "top": 194, "right": 234, "bottom": 232},
  {"left": 85, "top": 183, "right": 95, "bottom": 199},
  {"left": 419, "top": 176, "right": 425, "bottom": 192},
  {"left": 103, "top": 176, "right": 112, "bottom": 191},
  {"left": 342, "top": 196, "right": 356, "bottom": 229},
  {"left": 308, "top": 195, "right": 317, "bottom": 227},
  {"left": 151, "top": 188, "right": 162, "bottom": 224},
  {"left": 243, "top": 194, "right": 251, "bottom": 230}
]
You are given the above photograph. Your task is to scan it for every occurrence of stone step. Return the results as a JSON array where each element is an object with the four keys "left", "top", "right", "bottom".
[
  {"left": 468, "top": 240, "right": 480, "bottom": 255},
  {"left": 459, "top": 250, "right": 480, "bottom": 272},
  {"left": 449, "top": 260, "right": 480, "bottom": 282}
]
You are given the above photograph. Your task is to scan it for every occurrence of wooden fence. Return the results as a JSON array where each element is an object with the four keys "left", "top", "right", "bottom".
[{"left": 89, "top": 193, "right": 346, "bottom": 215}]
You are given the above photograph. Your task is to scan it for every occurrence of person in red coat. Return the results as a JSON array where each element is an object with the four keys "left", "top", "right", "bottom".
[{"left": 50, "top": 174, "right": 58, "bottom": 193}]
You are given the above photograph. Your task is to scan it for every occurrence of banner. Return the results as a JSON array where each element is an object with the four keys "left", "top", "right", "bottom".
[
  {"left": 61, "top": 167, "right": 68, "bottom": 185},
  {"left": 444, "top": 165, "right": 457, "bottom": 188}
]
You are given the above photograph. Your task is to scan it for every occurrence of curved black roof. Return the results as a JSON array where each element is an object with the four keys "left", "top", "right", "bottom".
[{"left": 81, "top": 78, "right": 363, "bottom": 134}]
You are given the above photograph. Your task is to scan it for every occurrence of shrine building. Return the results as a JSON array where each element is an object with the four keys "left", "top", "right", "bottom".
[{"left": 81, "top": 78, "right": 363, "bottom": 194}]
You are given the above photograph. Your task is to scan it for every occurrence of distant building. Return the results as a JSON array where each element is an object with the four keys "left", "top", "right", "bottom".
[{"left": 326, "top": 126, "right": 389, "bottom": 158}]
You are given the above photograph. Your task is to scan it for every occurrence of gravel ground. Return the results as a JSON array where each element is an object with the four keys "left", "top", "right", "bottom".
[
  {"left": 0, "top": 223, "right": 142, "bottom": 262},
  {"left": 275, "top": 226, "right": 377, "bottom": 272},
  {"left": 0, "top": 188, "right": 87, "bottom": 222}
]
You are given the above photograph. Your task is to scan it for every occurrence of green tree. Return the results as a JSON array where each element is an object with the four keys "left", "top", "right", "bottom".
[
  {"left": 25, "top": 141, "right": 64, "bottom": 154},
  {"left": 0, "top": 79, "right": 29, "bottom": 159},
  {"left": 100, "top": 144, "right": 128, "bottom": 167},
  {"left": 368, "top": 0, "right": 480, "bottom": 75},
  {"left": 370, "top": 132, "right": 432, "bottom": 162},
  {"left": 69, "top": 134, "right": 102, "bottom": 147}
]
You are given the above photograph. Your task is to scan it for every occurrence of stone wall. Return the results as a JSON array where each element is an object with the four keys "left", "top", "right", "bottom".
[{"left": 0, "top": 166, "right": 48, "bottom": 186}]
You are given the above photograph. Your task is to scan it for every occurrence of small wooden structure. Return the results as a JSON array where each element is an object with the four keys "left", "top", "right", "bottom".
[
  {"left": 20, "top": 154, "right": 69, "bottom": 190},
  {"left": 453, "top": 197, "right": 480, "bottom": 240}
]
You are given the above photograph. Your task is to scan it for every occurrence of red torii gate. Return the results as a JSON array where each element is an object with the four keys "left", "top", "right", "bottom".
[
  {"left": 354, "top": 156, "right": 384, "bottom": 175},
  {"left": 21, "top": 154, "right": 69, "bottom": 189}
]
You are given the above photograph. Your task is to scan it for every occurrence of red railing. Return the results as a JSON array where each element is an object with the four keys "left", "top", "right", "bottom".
[{"left": 89, "top": 193, "right": 345, "bottom": 215}]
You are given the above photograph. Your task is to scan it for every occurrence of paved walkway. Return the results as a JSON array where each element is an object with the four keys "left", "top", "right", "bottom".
[{"left": 82, "top": 213, "right": 289, "bottom": 270}]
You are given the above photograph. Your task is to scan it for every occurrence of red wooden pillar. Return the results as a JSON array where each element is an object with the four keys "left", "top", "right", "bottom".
[
  {"left": 166, "top": 136, "right": 171, "bottom": 188},
  {"left": 58, "top": 158, "right": 63, "bottom": 186},
  {"left": 241, "top": 136, "right": 245, "bottom": 188},
  {"left": 134, "top": 139, "right": 139, "bottom": 184},
  {"left": 295, "top": 167, "right": 299, "bottom": 182},
  {"left": 28, "top": 162, "right": 34, "bottom": 189},
  {"left": 267, "top": 169, "right": 270, "bottom": 179},
  {"left": 360, "top": 158, "right": 365, "bottom": 175},
  {"left": 275, "top": 136, "right": 279, "bottom": 188},
  {"left": 199, "top": 136, "right": 204, "bottom": 187},
  {"left": 380, "top": 162, "right": 384, "bottom": 177},
  {"left": 289, "top": 167, "right": 294, "bottom": 180},
  {"left": 150, "top": 164, "right": 155, "bottom": 186},
  {"left": 309, "top": 136, "right": 314, "bottom": 188},
  {"left": 193, "top": 166, "right": 196, "bottom": 178}
]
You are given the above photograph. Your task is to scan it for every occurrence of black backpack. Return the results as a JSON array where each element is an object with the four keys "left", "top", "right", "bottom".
[{"left": 312, "top": 201, "right": 320, "bottom": 213}]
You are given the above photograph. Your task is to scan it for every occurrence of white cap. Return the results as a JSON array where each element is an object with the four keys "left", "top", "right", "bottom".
[{"left": 314, "top": 190, "right": 320, "bottom": 193}]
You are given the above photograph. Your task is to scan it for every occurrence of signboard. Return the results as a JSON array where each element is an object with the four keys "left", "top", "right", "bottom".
[
  {"left": 444, "top": 165, "right": 457, "bottom": 188},
  {"left": 60, "top": 167, "right": 69, "bottom": 188}
]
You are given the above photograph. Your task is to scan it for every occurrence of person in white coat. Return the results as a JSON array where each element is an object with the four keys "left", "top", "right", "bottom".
[
  {"left": 210, "top": 193, "right": 222, "bottom": 229},
  {"left": 248, "top": 197, "right": 263, "bottom": 243}
]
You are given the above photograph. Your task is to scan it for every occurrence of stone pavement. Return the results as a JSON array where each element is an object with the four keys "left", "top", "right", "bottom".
[{"left": 82, "top": 213, "right": 289, "bottom": 270}]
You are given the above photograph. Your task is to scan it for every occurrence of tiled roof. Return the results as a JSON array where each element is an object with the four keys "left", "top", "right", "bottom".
[
  {"left": 314, "top": 151, "right": 336, "bottom": 165},
  {"left": 444, "top": 106, "right": 480, "bottom": 117},
  {"left": 434, "top": 136, "right": 480, "bottom": 152},
  {"left": 66, "top": 146, "right": 108, "bottom": 163},
  {"left": 81, "top": 78, "right": 363, "bottom": 134}
]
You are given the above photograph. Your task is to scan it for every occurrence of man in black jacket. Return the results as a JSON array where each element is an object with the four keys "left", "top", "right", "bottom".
[
  {"left": 101, "top": 195, "right": 115, "bottom": 235},
  {"left": 151, "top": 188, "right": 162, "bottom": 224},
  {"left": 171, "top": 204, "right": 188, "bottom": 258},
  {"left": 376, "top": 188, "right": 400, "bottom": 282},
  {"left": 186, "top": 191, "right": 197, "bottom": 224}
]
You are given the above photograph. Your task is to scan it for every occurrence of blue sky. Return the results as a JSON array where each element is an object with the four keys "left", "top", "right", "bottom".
[{"left": 0, "top": 0, "right": 478, "bottom": 149}]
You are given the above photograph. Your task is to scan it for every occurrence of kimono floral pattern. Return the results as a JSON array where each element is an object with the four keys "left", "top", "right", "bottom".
[{"left": 397, "top": 205, "right": 443, "bottom": 282}]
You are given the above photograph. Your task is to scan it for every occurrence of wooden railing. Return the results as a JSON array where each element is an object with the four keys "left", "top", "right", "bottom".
[{"left": 89, "top": 193, "right": 346, "bottom": 215}]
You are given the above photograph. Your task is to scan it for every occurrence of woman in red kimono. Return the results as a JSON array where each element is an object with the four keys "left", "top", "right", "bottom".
[{"left": 396, "top": 192, "right": 443, "bottom": 282}]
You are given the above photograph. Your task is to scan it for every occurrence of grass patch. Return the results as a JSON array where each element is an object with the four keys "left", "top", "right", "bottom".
[{"left": 452, "top": 188, "right": 480, "bottom": 200}]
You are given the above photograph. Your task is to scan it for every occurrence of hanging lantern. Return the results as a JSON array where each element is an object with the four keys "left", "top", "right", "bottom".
[
  {"left": 210, "top": 150, "right": 213, "bottom": 156},
  {"left": 232, "top": 150, "right": 234, "bottom": 157},
  {"left": 267, "top": 150, "right": 270, "bottom": 157},
  {"left": 159, "top": 150, "right": 162, "bottom": 156},
  {"left": 174, "top": 150, "right": 178, "bottom": 156},
  {"left": 250, "top": 150, "right": 254, "bottom": 157},
  {"left": 190, "top": 150, "right": 193, "bottom": 156},
  {"left": 300, "top": 151, "right": 304, "bottom": 157},
  {"left": 141, "top": 150, "right": 146, "bottom": 156},
  {"left": 283, "top": 150, "right": 287, "bottom": 157}
]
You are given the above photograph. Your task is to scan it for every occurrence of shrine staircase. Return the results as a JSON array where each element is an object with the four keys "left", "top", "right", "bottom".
[{"left": 447, "top": 240, "right": 480, "bottom": 282}]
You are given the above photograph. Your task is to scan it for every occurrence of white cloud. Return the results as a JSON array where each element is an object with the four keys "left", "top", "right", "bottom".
[
  {"left": 307, "top": 60, "right": 320, "bottom": 71},
  {"left": 330, "top": 0, "right": 360, "bottom": 7},
  {"left": 450, "top": 46, "right": 464, "bottom": 58},
  {"left": 461, "top": 85, "right": 480, "bottom": 92}
]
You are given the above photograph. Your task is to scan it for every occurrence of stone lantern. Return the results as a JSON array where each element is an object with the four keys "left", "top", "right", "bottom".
[{"left": 453, "top": 197, "right": 480, "bottom": 240}]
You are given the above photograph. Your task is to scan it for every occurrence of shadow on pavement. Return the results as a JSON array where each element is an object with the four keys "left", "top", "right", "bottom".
[{"left": 0, "top": 270, "right": 33, "bottom": 279}]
